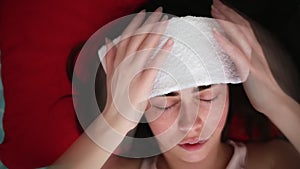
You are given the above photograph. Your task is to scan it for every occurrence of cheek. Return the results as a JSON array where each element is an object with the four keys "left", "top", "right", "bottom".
[
  {"left": 216, "top": 91, "right": 229, "bottom": 129},
  {"left": 147, "top": 109, "right": 179, "bottom": 136},
  {"left": 200, "top": 88, "right": 229, "bottom": 137}
]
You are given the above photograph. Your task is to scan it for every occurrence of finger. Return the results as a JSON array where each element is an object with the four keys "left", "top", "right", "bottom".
[
  {"left": 105, "top": 37, "right": 116, "bottom": 75},
  {"left": 212, "top": 0, "right": 248, "bottom": 27},
  {"left": 211, "top": 0, "right": 253, "bottom": 39},
  {"left": 132, "top": 18, "right": 169, "bottom": 66},
  {"left": 114, "top": 10, "right": 146, "bottom": 67},
  {"left": 121, "top": 9, "right": 146, "bottom": 38},
  {"left": 212, "top": 1, "right": 269, "bottom": 69},
  {"left": 104, "top": 38, "right": 116, "bottom": 103},
  {"left": 212, "top": 0, "right": 258, "bottom": 53},
  {"left": 142, "top": 38, "right": 174, "bottom": 85},
  {"left": 213, "top": 29, "right": 250, "bottom": 81},
  {"left": 139, "top": 15, "right": 168, "bottom": 50},
  {"left": 142, "top": 7, "right": 163, "bottom": 26},
  {"left": 125, "top": 7, "right": 164, "bottom": 58},
  {"left": 211, "top": 6, "right": 252, "bottom": 58}
]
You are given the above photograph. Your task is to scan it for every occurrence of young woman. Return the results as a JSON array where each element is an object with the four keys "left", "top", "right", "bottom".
[{"left": 51, "top": 0, "right": 300, "bottom": 168}]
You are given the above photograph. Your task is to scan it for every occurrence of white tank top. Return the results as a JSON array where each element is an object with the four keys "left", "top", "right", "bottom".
[{"left": 140, "top": 141, "right": 247, "bottom": 169}]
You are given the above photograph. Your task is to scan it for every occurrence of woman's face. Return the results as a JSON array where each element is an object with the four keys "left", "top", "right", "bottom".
[{"left": 145, "top": 84, "right": 229, "bottom": 163}]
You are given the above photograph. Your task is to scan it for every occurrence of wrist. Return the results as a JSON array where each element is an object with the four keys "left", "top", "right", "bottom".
[
  {"left": 102, "top": 105, "right": 138, "bottom": 134},
  {"left": 84, "top": 114, "right": 130, "bottom": 153},
  {"left": 263, "top": 90, "right": 296, "bottom": 120}
]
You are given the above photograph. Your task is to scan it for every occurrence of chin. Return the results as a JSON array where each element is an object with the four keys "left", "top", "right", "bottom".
[
  {"left": 171, "top": 142, "right": 210, "bottom": 163},
  {"left": 181, "top": 152, "right": 208, "bottom": 163}
]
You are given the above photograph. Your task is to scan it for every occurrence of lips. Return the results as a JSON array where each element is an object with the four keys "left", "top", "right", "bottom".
[{"left": 178, "top": 138, "right": 208, "bottom": 151}]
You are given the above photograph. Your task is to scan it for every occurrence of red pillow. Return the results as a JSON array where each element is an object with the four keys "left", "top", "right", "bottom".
[
  {"left": 0, "top": 0, "right": 282, "bottom": 168},
  {"left": 0, "top": 0, "right": 146, "bottom": 168}
]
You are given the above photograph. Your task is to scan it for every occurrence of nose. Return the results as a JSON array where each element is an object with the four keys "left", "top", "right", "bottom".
[{"left": 178, "top": 103, "right": 202, "bottom": 132}]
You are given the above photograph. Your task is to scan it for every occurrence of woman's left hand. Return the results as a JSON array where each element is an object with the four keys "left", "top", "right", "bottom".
[
  {"left": 211, "top": 0, "right": 285, "bottom": 114},
  {"left": 211, "top": 0, "right": 300, "bottom": 154}
]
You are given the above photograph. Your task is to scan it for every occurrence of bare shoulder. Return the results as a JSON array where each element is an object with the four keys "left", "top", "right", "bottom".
[
  {"left": 245, "top": 139, "right": 300, "bottom": 169},
  {"left": 102, "top": 154, "right": 142, "bottom": 169}
]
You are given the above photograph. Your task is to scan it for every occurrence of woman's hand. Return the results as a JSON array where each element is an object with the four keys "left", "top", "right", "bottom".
[
  {"left": 103, "top": 8, "right": 174, "bottom": 133},
  {"left": 51, "top": 9, "right": 174, "bottom": 169},
  {"left": 211, "top": 0, "right": 300, "bottom": 153},
  {"left": 211, "top": 0, "right": 285, "bottom": 114}
]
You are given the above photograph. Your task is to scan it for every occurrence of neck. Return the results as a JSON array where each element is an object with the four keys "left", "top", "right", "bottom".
[{"left": 157, "top": 142, "right": 233, "bottom": 169}]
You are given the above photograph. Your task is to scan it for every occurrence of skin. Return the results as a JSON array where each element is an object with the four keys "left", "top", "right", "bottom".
[
  {"left": 211, "top": 0, "right": 300, "bottom": 154},
  {"left": 145, "top": 84, "right": 232, "bottom": 169},
  {"left": 51, "top": 0, "right": 300, "bottom": 168}
]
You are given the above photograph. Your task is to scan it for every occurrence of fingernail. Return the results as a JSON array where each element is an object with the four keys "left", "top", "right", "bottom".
[
  {"left": 166, "top": 38, "right": 174, "bottom": 47},
  {"left": 214, "top": 0, "right": 224, "bottom": 7},
  {"left": 139, "top": 9, "right": 146, "bottom": 14},
  {"left": 212, "top": 28, "right": 220, "bottom": 35},
  {"left": 162, "top": 15, "right": 169, "bottom": 21},
  {"left": 213, "top": 0, "right": 220, "bottom": 5},
  {"left": 211, "top": 5, "right": 221, "bottom": 14},
  {"left": 105, "top": 37, "right": 112, "bottom": 45},
  {"left": 156, "top": 6, "right": 163, "bottom": 12},
  {"left": 211, "top": 5, "right": 218, "bottom": 10}
]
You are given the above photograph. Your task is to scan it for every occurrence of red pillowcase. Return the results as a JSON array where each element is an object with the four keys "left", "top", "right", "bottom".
[
  {"left": 0, "top": 0, "right": 146, "bottom": 168},
  {"left": 0, "top": 0, "right": 282, "bottom": 168}
]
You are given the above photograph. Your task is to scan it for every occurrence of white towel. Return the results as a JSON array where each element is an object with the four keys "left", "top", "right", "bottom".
[{"left": 98, "top": 16, "right": 242, "bottom": 98}]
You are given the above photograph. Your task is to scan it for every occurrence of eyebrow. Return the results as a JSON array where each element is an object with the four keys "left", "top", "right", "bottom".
[
  {"left": 163, "top": 92, "right": 179, "bottom": 96},
  {"left": 157, "top": 85, "right": 212, "bottom": 97},
  {"left": 193, "top": 85, "right": 212, "bottom": 93},
  {"left": 156, "top": 91, "right": 179, "bottom": 97}
]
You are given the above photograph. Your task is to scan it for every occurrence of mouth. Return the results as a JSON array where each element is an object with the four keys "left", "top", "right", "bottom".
[{"left": 178, "top": 139, "right": 208, "bottom": 151}]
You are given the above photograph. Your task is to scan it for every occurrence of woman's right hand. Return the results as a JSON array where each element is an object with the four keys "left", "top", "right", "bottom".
[
  {"left": 102, "top": 8, "right": 174, "bottom": 134},
  {"left": 50, "top": 9, "right": 174, "bottom": 169}
]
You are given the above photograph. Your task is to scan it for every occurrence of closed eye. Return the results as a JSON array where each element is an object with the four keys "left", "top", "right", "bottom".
[
  {"left": 200, "top": 96, "right": 217, "bottom": 102},
  {"left": 153, "top": 102, "right": 177, "bottom": 111},
  {"left": 197, "top": 90, "right": 217, "bottom": 102},
  {"left": 153, "top": 105, "right": 172, "bottom": 110}
]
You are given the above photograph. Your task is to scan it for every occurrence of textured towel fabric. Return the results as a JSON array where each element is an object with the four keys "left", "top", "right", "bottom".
[{"left": 98, "top": 16, "right": 242, "bottom": 97}]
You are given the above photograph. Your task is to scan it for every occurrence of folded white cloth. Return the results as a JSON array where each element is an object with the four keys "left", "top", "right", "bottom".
[{"left": 98, "top": 16, "right": 242, "bottom": 97}]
